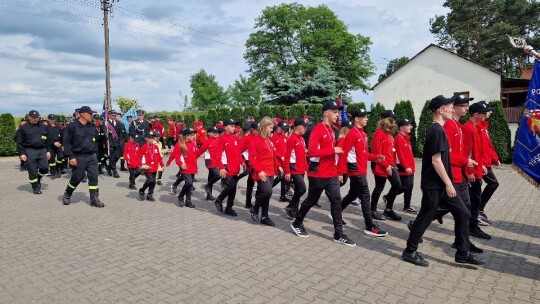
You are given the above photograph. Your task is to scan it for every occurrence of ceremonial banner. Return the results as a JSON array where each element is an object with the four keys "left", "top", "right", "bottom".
[
  {"left": 512, "top": 59, "right": 540, "bottom": 188},
  {"left": 121, "top": 107, "right": 136, "bottom": 129}
]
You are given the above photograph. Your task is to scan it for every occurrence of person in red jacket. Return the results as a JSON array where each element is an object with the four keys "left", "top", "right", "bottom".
[
  {"left": 370, "top": 110, "right": 402, "bottom": 221},
  {"left": 137, "top": 131, "right": 164, "bottom": 202},
  {"left": 167, "top": 128, "right": 197, "bottom": 208},
  {"left": 477, "top": 101, "right": 500, "bottom": 226},
  {"left": 249, "top": 117, "right": 280, "bottom": 226},
  {"left": 167, "top": 117, "right": 177, "bottom": 149},
  {"left": 194, "top": 121, "right": 207, "bottom": 148},
  {"left": 214, "top": 118, "right": 245, "bottom": 216},
  {"left": 271, "top": 121, "right": 291, "bottom": 202},
  {"left": 283, "top": 118, "right": 309, "bottom": 219},
  {"left": 235, "top": 123, "right": 252, "bottom": 182},
  {"left": 123, "top": 133, "right": 142, "bottom": 190},
  {"left": 337, "top": 109, "right": 387, "bottom": 236},
  {"left": 240, "top": 122, "right": 259, "bottom": 209},
  {"left": 463, "top": 102, "right": 492, "bottom": 240},
  {"left": 195, "top": 126, "right": 221, "bottom": 201},
  {"left": 291, "top": 101, "right": 355, "bottom": 247},
  {"left": 394, "top": 119, "right": 417, "bottom": 213}
]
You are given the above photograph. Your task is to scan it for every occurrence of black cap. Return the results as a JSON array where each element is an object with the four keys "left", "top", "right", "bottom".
[
  {"left": 242, "top": 124, "right": 251, "bottom": 132},
  {"left": 223, "top": 118, "right": 237, "bottom": 126},
  {"left": 277, "top": 121, "right": 289, "bottom": 130},
  {"left": 207, "top": 126, "right": 219, "bottom": 133},
  {"left": 217, "top": 127, "right": 225, "bottom": 133},
  {"left": 126, "top": 115, "right": 132, "bottom": 119},
  {"left": 47, "top": 114, "right": 56, "bottom": 120},
  {"left": 479, "top": 100, "right": 494, "bottom": 111},
  {"left": 469, "top": 101, "right": 493, "bottom": 114},
  {"left": 92, "top": 113, "right": 100, "bottom": 119},
  {"left": 250, "top": 122, "right": 259, "bottom": 129},
  {"left": 75, "top": 108, "right": 81, "bottom": 113},
  {"left": 380, "top": 110, "right": 397, "bottom": 119},
  {"left": 182, "top": 128, "right": 195, "bottom": 136},
  {"left": 322, "top": 101, "right": 344, "bottom": 111},
  {"left": 351, "top": 109, "right": 370, "bottom": 118},
  {"left": 79, "top": 106, "right": 95, "bottom": 114},
  {"left": 342, "top": 120, "right": 354, "bottom": 129},
  {"left": 428, "top": 95, "right": 454, "bottom": 111},
  {"left": 293, "top": 118, "right": 307, "bottom": 127},
  {"left": 108, "top": 110, "right": 117, "bottom": 116},
  {"left": 136, "top": 110, "right": 145, "bottom": 115},
  {"left": 28, "top": 110, "right": 40, "bottom": 117},
  {"left": 452, "top": 95, "right": 474, "bottom": 105},
  {"left": 398, "top": 119, "right": 413, "bottom": 127}
]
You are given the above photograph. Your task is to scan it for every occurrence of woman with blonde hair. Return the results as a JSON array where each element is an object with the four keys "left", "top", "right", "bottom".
[
  {"left": 248, "top": 117, "right": 279, "bottom": 226},
  {"left": 370, "top": 110, "right": 402, "bottom": 221}
]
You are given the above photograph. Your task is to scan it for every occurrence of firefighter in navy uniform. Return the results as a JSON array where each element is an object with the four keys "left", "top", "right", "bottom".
[
  {"left": 93, "top": 114, "right": 107, "bottom": 174},
  {"left": 129, "top": 110, "right": 151, "bottom": 146},
  {"left": 62, "top": 106, "right": 104, "bottom": 208},
  {"left": 114, "top": 112, "right": 129, "bottom": 172},
  {"left": 105, "top": 110, "right": 122, "bottom": 178},
  {"left": 46, "top": 114, "right": 64, "bottom": 179},
  {"left": 16, "top": 110, "right": 51, "bottom": 194}
]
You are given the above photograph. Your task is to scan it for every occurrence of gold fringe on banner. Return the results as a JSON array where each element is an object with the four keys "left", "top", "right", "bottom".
[{"left": 511, "top": 163, "right": 540, "bottom": 190}]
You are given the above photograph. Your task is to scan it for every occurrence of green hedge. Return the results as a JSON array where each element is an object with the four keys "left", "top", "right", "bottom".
[
  {"left": 393, "top": 100, "right": 418, "bottom": 157},
  {"left": 487, "top": 101, "right": 512, "bottom": 163},
  {"left": 0, "top": 113, "right": 17, "bottom": 156},
  {"left": 288, "top": 104, "right": 306, "bottom": 120},
  {"left": 306, "top": 104, "right": 323, "bottom": 121},
  {"left": 274, "top": 105, "right": 288, "bottom": 120},
  {"left": 230, "top": 106, "right": 245, "bottom": 124},
  {"left": 415, "top": 100, "right": 432, "bottom": 156},
  {"left": 244, "top": 106, "right": 259, "bottom": 120},
  {"left": 366, "top": 103, "right": 385, "bottom": 138}
]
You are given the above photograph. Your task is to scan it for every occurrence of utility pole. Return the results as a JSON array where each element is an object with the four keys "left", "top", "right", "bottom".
[{"left": 101, "top": 0, "right": 118, "bottom": 116}]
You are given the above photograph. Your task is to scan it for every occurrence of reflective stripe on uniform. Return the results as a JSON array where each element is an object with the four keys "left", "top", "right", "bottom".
[
  {"left": 88, "top": 185, "right": 99, "bottom": 190},
  {"left": 41, "top": 136, "right": 47, "bottom": 140},
  {"left": 29, "top": 178, "right": 38, "bottom": 183},
  {"left": 49, "top": 163, "right": 56, "bottom": 167},
  {"left": 68, "top": 183, "right": 77, "bottom": 189},
  {"left": 38, "top": 172, "right": 45, "bottom": 176}
]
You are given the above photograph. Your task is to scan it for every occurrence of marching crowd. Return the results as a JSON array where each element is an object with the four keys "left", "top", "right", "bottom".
[{"left": 15, "top": 95, "right": 501, "bottom": 267}]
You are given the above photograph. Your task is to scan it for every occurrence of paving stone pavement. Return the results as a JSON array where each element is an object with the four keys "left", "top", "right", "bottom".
[{"left": 1, "top": 157, "right": 539, "bottom": 304}]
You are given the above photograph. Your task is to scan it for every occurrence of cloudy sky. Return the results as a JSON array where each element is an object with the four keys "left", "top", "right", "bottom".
[{"left": 0, "top": 0, "right": 448, "bottom": 116}]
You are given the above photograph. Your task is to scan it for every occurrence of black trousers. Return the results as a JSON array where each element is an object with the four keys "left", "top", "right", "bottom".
[
  {"left": 286, "top": 174, "right": 306, "bottom": 210},
  {"left": 48, "top": 144, "right": 64, "bottom": 169},
  {"left": 140, "top": 172, "right": 157, "bottom": 194},
  {"left": 396, "top": 175, "right": 414, "bottom": 209},
  {"left": 294, "top": 176, "right": 344, "bottom": 236},
  {"left": 179, "top": 174, "right": 194, "bottom": 198},
  {"left": 67, "top": 154, "right": 98, "bottom": 189},
  {"left": 108, "top": 146, "right": 122, "bottom": 171},
  {"left": 128, "top": 168, "right": 142, "bottom": 184},
  {"left": 26, "top": 147, "right": 49, "bottom": 185},
  {"left": 468, "top": 179, "right": 483, "bottom": 228},
  {"left": 167, "top": 137, "right": 177, "bottom": 149},
  {"left": 272, "top": 172, "right": 291, "bottom": 198},
  {"left": 371, "top": 168, "right": 402, "bottom": 210},
  {"left": 481, "top": 167, "right": 499, "bottom": 212},
  {"left": 341, "top": 175, "right": 374, "bottom": 229},
  {"left": 97, "top": 144, "right": 107, "bottom": 166},
  {"left": 217, "top": 175, "right": 238, "bottom": 207},
  {"left": 406, "top": 189, "right": 471, "bottom": 254},
  {"left": 253, "top": 176, "right": 275, "bottom": 218},
  {"left": 207, "top": 167, "right": 221, "bottom": 193},
  {"left": 245, "top": 173, "right": 256, "bottom": 205}
]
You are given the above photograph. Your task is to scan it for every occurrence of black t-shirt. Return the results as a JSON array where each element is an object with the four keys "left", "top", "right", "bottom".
[{"left": 421, "top": 122, "right": 452, "bottom": 190}]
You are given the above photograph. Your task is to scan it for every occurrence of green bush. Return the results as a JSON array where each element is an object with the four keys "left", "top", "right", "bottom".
[
  {"left": 487, "top": 101, "right": 512, "bottom": 163},
  {"left": 217, "top": 107, "right": 232, "bottom": 122},
  {"left": 206, "top": 109, "right": 218, "bottom": 125},
  {"left": 0, "top": 113, "right": 17, "bottom": 156},
  {"left": 306, "top": 104, "right": 323, "bottom": 121},
  {"left": 274, "top": 105, "right": 288, "bottom": 120},
  {"left": 244, "top": 106, "right": 259, "bottom": 120},
  {"left": 366, "top": 103, "right": 385, "bottom": 138},
  {"left": 346, "top": 102, "right": 367, "bottom": 114},
  {"left": 259, "top": 105, "right": 273, "bottom": 119},
  {"left": 393, "top": 100, "right": 418, "bottom": 156},
  {"left": 197, "top": 115, "right": 208, "bottom": 125},
  {"left": 183, "top": 114, "right": 196, "bottom": 128},
  {"left": 415, "top": 100, "right": 432, "bottom": 156},
  {"left": 288, "top": 104, "right": 306, "bottom": 120},
  {"left": 230, "top": 106, "right": 245, "bottom": 124}
]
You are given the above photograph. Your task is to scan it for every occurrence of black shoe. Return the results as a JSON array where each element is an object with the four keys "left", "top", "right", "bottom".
[
  {"left": 383, "top": 209, "right": 402, "bottom": 221},
  {"left": 249, "top": 207, "right": 259, "bottom": 223},
  {"left": 452, "top": 242, "right": 484, "bottom": 254},
  {"left": 178, "top": 197, "right": 185, "bottom": 207},
  {"left": 245, "top": 202, "right": 253, "bottom": 209},
  {"left": 185, "top": 201, "right": 195, "bottom": 208},
  {"left": 327, "top": 213, "right": 347, "bottom": 226},
  {"left": 291, "top": 222, "right": 309, "bottom": 237},
  {"left": 91, "top": 201, "right": 105, "bottom": 208},
  {"left": 120, "top": 167, "right": 128, "bottom": 172},
  {"left": 128, "top": 183, "right": 137, "bottom": 190},
  {"left": 333, "top": 234, "right": 356, "bottom": 247},
  {"left": 402, "top": 250, "right": 429, "bottom": 267},
  {"left": 32, "top": 188, "right": 42, "bottom": 195},
  {"left": 285, "top": 206, "right": 296, "bottom": 220},
  {"left": 436, "top": 215, "right": 444, "bottom": 224},
  {"left": 191, "top": 186, "right": 195, "bottom": 191},
  {"left": 214, "top": 200, "right": 224, "bottom": 213},
  {"left": 156, "top": 179, "right": 162, "bottom": 186},
  {"left": 146, "top": 194, "right": 155, "bottom": 202},
  {"left": 470, "top": 227, "right": 492, "bottom": 240},
  {"left": 279, "top": 196, "right": 290, "bottom": 202},
  {"left": 138, "top": 190, "right": 145, "bottom": 201},
  {"left": 205, "top": 195, "right": 216, "bottom": 201},
  {"left": 62, "top": 195, "right": 70, "bottom": 205},
  {"left": 224, "top": 207, "right": 238, "bottom": 216},
  {"left": 478, "top": 211, "right": 492, "bottom": 225},
  {"left": 313, "top": 203, "right": 322, "bottom": 208},
  {"left": 113, "top": 171, "right": 120, "bottom": 178},
  {"left": 455, "top": 252, "right": 485, "bottom": 265},
  {"left": 260, "top": 217, "right": 275, "bottom": 226},
  {"left": 106, "top": 168, "right": 112, "bottom": 176},
  {"left": 170, "top": 185, "right": 177, "bottom": 195},
  {"left": 407, "top": 220, "right": 423, "bottom": 243},
  {"left": 371, "top": 211, "right": 386, "bottom": 221},
  {"left": 403, "top": 207, "right": 417, "bottom": 214}
]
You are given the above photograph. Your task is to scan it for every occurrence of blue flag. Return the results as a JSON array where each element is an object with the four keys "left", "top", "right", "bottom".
[
  {"left": 512, "top": 59, "right": 540, "bottom": 187},
  {"left": 121, "top": 107, "right": 137, "bottom": 130}
]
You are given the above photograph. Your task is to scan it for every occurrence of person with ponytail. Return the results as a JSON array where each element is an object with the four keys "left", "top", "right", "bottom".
[{"left": 167, "top": 128, "right": 198, "bottom": 208}]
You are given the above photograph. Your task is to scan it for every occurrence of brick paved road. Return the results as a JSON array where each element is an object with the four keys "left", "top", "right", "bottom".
[{"left": 1, "top": 157, "right": 538, "bottom": 303}]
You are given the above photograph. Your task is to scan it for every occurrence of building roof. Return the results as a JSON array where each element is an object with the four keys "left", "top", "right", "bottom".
[{"left": 371, "top": 44, "right": 503, "bottom": 90}]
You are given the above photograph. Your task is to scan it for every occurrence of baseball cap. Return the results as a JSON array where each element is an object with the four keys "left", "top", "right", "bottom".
[
  {"left": 398, "top": 119, "right": 413, "bottom": 127},
  {"left": 293, "top": 118, "right": 307, "bottom": 127},
  {"left": 250, "top": 122, "right": 259, "bottom": 130},
  {"left": 207, "top": 126, "right": 219, "bottom": 133},
  {"left": 380, "top": 110, "right": 398, "bottom": 119},
  {"left": 223, "top": 118, "right": 237, "bottom": 126},
  {"left": 28, "top": 110, "right": 40, "bottom": 117},
  {"left": 78, "top": 106, "right": 95, "bottom": 114},
  {"left": 47, "top": 114, "right": 56, "bottom": 120},
  {"left": 428, "top": 95, "right": 453, "bottom": 111},
  {"left": 342, "top": 120, "right": 354, "bottom": 129},
  {"left": 136, "top": 110, "right": 145, "bottom": 115},
  {"left": 277, "top": 121, "right": 289, "bottom": 130},
  {"left": 479, "top": 100, "right": 494, "bottom": 111},
  {"left": 469, "top": 101, "right": 493, "bottom": 114},
  {"left": 322, "top": 101, "right": 344, "bottom": 111},
  {"left": 108, "top": 110, "right": 117, "bottom": 116},
  {"left": 351, "top": 109, "right": 370, "bottom": 118},
  {"left": 242, "top": 124, "right": 251, "bottom": 132},
  {"left": 182, "top": 128, "right": 195, "bottom": 136},
  {"left": 452, "top": 95, "right": 474, "bottom": 106}
]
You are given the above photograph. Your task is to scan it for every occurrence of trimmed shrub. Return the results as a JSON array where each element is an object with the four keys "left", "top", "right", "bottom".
[
  {"left": 206, "top": 109, "right": 218, "bottom": 125},
  {"left": 393, "top": 100, "right": 418, "bottom": 157},
  {"left": 183, "top": 114, "right": 196, "bottom": 128},
  {"left": 306, "top": 104, "right": 323, "bottom": 121},
  {"left": 217, "top": 107, "right": 231, "bottom": 122},
  {"left": 230, "top": 106, "right": 245, "bottom": 124},
  {"left": 346, "top": 102, "right": 367, "bottom": 114},
  {"left": 415, "top": 100, "right": 432, "bottom": 156},
  {"left": 0, "top": 113, "right": 17, "bottom": 156},
  {"left": 487, "top": 101, "right": 512, "bottom": 163},
  {"left": 259, "top": 105, "right": 273, "bottom": 119},
  {"left": 288, "top": 104, "right": 306, "bottom": 120},
  {"left": 197, "top": 115, "right": 208, "bottom": 126},
  {"left": 274, "top": 105, "right": 288, "bottom": 120},
  {"left": 244, "top": 106, "right": 259, "bottom": 120},
  {"left": 366, "top": 103, "right": 385, "bottom": 138}
]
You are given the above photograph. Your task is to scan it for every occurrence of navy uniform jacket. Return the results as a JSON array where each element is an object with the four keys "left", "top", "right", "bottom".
[
  {"left": 16, "top": 122, "right": 51, "bottom": 155},
  {"left": 63, "top": 119, "right": 97, "bottom": 159},
  {"left": 129, "top": 119, "right": 151, "bottom": 144}
]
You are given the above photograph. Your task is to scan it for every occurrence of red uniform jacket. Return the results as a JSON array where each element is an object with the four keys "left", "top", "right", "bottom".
[
  {"left": 238, "top": 133, "right": 255, "bottom": 161},
  {"left": 216, "top": 133, "right": 244, "bottom": 176},
  {"left": 479, "top": 121, "right": 499, "bottom": 167},
  {"left": 249, "top": 135, "right": 277, "bottom": 181},
  {"left": 307, "top": 122, "right": 338, "bottom": 178},
  {"left": 151, "top": 121, "right": 166, "bottom": 137},
  {"left": 443, "top": 119, "right": 469, "bottom": 183},
  {"left": 337, "top": 126, "right": 377, "bottom": 176},
  {"left": 168, "top": 123, "right": 177, "bottom": 140},
  {"left": 462, "top": 121, "right": 484, "bottom": 179},
  {"left": 138, "top": 142, "right": 164, "bottom": 173},
  {"left": 283, "top": 132, "right": 308, "bottom": 175},
  {"left": 123, "top": 140, "right": 141, "bottom": 168},
  {"left": 272, "top": 131, "right": 287, "bottom": 168},
  {"left": 371, "top": 129, "right": 396, "bottom": 177},
  {"left": 194, "top": 122, "right": 207, "bottom": 146},
  {"left": 167, "top": 140, "right": 198, "bottom": 174},
  {"left": 195, "top": 136, "right": 220, "bottom": 168},
  {"left": 394, "top": 134, "right": 415, "bottom": 177}
]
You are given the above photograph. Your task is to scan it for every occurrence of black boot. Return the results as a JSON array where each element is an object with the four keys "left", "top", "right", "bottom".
[
  {"left": 63, "top": 186, "right": 74, "bottom": 205},
  {"left": 31, "top": 182, "right": 42, "bottom": 194},
  {"left": 185, "top": 193, "right": 195, "bottom": 208},
  {"left": 146, "top": 193, "right": 155, "bottom": 202},
  {"left": 120, "top": 159, "right": 128, "bottom": 171},
  {"left": 112, "top": 170, "right": 120, "bottom": 178},
  {"left": 90, "top": 188, "right": 104, "bottom": 208},
  {"left": 204, "top": 184, "right": 215, "bottom": 201},
  {"left": 49, "top": 167, "right": 57, "bottom": 180},
  {"left": 106, "top": 166, "right": 113, "bottom": 176},
  {"left": 128, "top": 182, "right": 137, "bottom": 190},
  {"left": 138, "top": 189, "right": 145, "bottom": 201},
  {"left": 55, "top": 166, "right": 61, "bottom": 178},
  {"left": 98, "top": 164, "right": 104, "bottom": 175}
]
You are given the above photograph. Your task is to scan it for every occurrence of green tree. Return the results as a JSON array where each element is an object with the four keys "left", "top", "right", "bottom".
[
  {"left": 197, "top": 114, "right": 208, "bottom": 125},
  {"left": 273, "top": 105, "right": 288, "bottom": 120},
  {"left": 378, "top": 57, "right": 409, "bottom": 83},
  {"left": 487, "top": 101, "right": 512, "bottom": 163},
  {"left": 0, "top": 113, "right": 17, "bottom": 156},
  {"left": 393, "top": 100, "right": 418, "bottom": 156},
  {"left": 259, "top": 105, "right": 273, "bottom": 119},
  {"left": 190, "top": 69, "right": 229, "bottom": 110},
  {"left": 306, "top": 104, "right": 323, "bottom": 121},
  {"left": 217, "top": 108, "right": 232, "bottom": 122},
  {"left": 114, "top": 96, "right": 141, "bottom": 113},
  {"left": 230, "top": 106, "right": 245, "bottom": 125},
  {"left": 430, "top": 0, "right": 540, "bottom": 77},
  {"left": 346, "top": 102, "right": 367, "bottom": 115},
  {"left": 244, "top": 105, "right": 259, "bottom": 120},
  {"left": 206, "top": 109, "right": 218, "bottom": 125},
  {"left": 228, "top": 75, "right": 263, "bottom": 106},
  {"left": 366, "top": 103, "right": 385, "bottom": 138},
  {"left": 288, "top": 104, "right": 306, "bottom": 119},
  {"left": 245, "top": 3, "right": 375, "bottom": 98},
  {"left": 415, "top": 100, "right": 432, "bottom": 156},
  {"left": 183, "top": 114, "right": 196, "bottom": 128}
]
